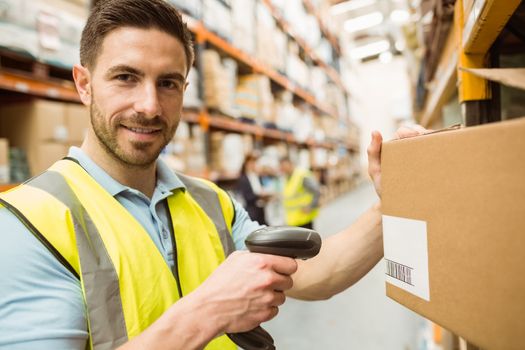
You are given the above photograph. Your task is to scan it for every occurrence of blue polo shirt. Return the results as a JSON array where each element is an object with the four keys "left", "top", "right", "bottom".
[{"left": 0, "top": 147, "right": 262, "bottom": 349}]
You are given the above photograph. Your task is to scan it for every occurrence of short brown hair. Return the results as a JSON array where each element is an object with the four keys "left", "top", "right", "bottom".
[{"left": 80, "top": 0, "right": 194, "bottom": 72}]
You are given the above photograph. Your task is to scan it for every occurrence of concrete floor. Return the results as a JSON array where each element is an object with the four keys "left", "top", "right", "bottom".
[{"left": 265, "top": 182, "right": 426, "bottom": 350}]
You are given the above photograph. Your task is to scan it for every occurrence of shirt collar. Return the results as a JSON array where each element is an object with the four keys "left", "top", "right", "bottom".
[{"left": 67, "top": 147, "right": 186, "bottom": 197}]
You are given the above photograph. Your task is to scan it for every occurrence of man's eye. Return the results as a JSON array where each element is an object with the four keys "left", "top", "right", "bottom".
[
  {"left": 159, "top": 80, "right": 181, "bottom": 90},
  {"left": 115, "top": 74, "right": 134, "bottom": 82}
]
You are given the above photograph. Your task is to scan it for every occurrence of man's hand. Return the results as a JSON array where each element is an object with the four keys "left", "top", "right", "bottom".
[
  {"left": 189, "top": 250, "right": 297, "bottom": 335},
  {"left": 367, "top": 125, "right": 431, "bottom": 198},
  {"left": 367, "top": 131, "right": 383, "bottom": 198},
  {"left": 119, "top": 251, "right": 297, "bottom": 350}
]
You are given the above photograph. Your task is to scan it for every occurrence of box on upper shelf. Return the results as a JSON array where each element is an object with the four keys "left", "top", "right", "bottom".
[{"left": 0, "top": 99, "right": 89, "bottom": 176}]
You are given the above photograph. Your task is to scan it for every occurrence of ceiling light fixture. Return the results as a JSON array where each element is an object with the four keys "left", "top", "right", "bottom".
[
  {"left": 330, "top": 0, "right": 377, "bottom": 16},
  {"left": 390, "top": 9, "right": 410, "bottom": 23},
  {"left": 344, "top": 11, "right": 384, "bottom": 33},
  {"left": 379, "top": 51, "right": 393, "bottom": 63},
  {"left": 350, "top": 40, "right": 390, "bottom": 60}
]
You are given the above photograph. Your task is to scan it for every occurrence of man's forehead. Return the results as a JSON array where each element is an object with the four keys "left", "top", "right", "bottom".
[{"left": 94, "top": 27, "right": 187, "bottom": 74}]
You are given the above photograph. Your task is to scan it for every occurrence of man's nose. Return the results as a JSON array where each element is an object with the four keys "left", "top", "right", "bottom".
[{"left": 134, "top": 82, "right": 161, "bottom": 118}]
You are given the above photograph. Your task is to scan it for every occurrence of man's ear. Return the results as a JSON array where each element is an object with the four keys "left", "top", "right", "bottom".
[{"left": 72, "top": 64, "right": 92, "bottom": 106}]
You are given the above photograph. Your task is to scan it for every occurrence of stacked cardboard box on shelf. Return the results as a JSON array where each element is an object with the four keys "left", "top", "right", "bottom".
[
  {"left": 235, "top": 74, "right": 274, "bottom": 124},
  {"left": 0, "top": 99, "right": 89, "bottom": 176},
  {"left": 203, "top": 0, "right": 232, "bottom": 41},
  {"left": 310, "top": 147, "right": 328, "bottom": 168},
  {"left": 182, "top": 67, "right": 202, "bottom": 109},
  {"left": 185, "top": 125, "right": 207, "bottom": 175},
  {"left": 0, "top": 0, "right": 87, "bottom": 68},
  {"left": 163, "top": 123, "right": 207, "bottom": 175},
  {"left": 209, "top": 132, "right": 245, "bottom": 176},
  {"left": 231, "top": 0, "right": 256, "bottom": 55},
  {"left": 272, "top": 91, "right": 298, "bottom": 132},
  {"left": 291, "top": 105, "right": 314, "bottom": 143},
  {"left": 256, "top": 2, "right": 286, "bottom": 71},
  {"left": 325, "top": 82, "right": 347, "bottom": 120},
  {"left": 286, "top": 42, "right": 310, "bottom": 89},
  {"left": 168, "top": 0, "right": 202, "bottom": 18},
  {"left": 272, "top": 0, "right": 320, "bottom": 50},
  {"left": 161, "top": 121, "right": 191, "bottom": 173},
  {"left": 310, "top": 67, "right": 328, "bottom": 102},
  {"left": 202, "top": 50, "right": 238, "bottom": 117}
]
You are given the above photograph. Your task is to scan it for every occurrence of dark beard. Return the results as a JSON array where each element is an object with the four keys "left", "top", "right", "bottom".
[{"left": 89, "top": 90, "right": 177, "bottom": 168}]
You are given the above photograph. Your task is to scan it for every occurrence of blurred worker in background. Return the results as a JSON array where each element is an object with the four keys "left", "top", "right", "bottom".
[
  {"left": 280, "top": 157, "right": 321, "bottom": 229},
  {"left": 237, "top": 153, "right": 271, "bottom": 225},
  {"left": 258, "top": 156, "right": 286, "bottom": 226}
]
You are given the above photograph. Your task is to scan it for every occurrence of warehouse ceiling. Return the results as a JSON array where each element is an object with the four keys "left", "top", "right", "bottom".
[{"left": 329, "top": 0, "right": 413, "bottom": 62}]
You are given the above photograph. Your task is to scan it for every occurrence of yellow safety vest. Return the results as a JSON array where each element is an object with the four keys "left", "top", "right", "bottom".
[
  {"left": 0, "top": 158, "right": 237, "bottom": 350},
  {"left": 283, "top": 169, "right": 319, "bottom": 226}
]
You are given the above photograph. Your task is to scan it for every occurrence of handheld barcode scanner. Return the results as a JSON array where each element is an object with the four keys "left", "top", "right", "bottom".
[{"left": 227, "top": 226, "right": 322, "bottom": 350}]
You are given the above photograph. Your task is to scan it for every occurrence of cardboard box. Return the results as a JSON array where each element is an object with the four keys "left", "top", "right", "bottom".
[
  {"left": 0, "top": 99, "right": 68, "bottom": 143},
  {"left": 462, "top": 68, "right": 525, "bottom": 92},
  {"left": 0, "top": 99, "right": 88, "bottom": 175},
  {"left": 33, "top": 142, "right": 69, "bottom": 175},
  {"left": 65, "top": 103, "right": 90, "bottom": 142},
  {"left": 381, "top": 117, "right": 525, "bottom": 350}
]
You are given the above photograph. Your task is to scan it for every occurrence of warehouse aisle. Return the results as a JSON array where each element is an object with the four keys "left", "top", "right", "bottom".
[{"left": 265, "top": 182, "right": 425, "bottom": 350}]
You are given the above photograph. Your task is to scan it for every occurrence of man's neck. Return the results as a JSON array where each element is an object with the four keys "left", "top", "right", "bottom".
[{"left": 80, "top": 138, "right": 157, "bottom": 199}]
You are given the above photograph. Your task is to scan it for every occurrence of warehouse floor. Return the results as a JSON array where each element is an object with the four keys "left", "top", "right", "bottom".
[{"left": 265, "top": 182, "right": 425, "bottom": 350}]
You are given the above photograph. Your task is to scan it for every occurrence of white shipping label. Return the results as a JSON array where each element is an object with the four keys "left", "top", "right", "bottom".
[{"left": 382, "top": 215, "right": 430, "bottom": 301}]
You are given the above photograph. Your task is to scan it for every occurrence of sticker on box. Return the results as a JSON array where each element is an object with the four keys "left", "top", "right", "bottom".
[{"left": 383, "top": 215, "right": 430, "bottom": 301}]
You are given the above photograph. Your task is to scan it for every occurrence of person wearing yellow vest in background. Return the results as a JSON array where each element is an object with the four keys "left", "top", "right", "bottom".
[
  {"left": 281, "top": 158, "right": 321, "bottom": 230},
  {"left": 0, "top": 0, "right": 430, "bottom": 349}
]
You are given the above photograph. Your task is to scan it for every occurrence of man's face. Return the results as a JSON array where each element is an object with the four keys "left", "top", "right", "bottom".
[
  {"left": 88, "top": 27, "right": 187, "bottom": 167},
  {"left": 281, "top": 160, "right": 293, "bottom": 176}
]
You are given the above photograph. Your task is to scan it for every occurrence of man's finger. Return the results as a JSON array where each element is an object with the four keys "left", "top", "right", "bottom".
[
  {"left": 395, "top": 126, "right": 420, "bottom": 139},
  {"left": 367, "top": 131, "right": 382, "bottom": 155},
  {"left": 367, "top": 131, "right": 382, "bottom": 170},
  {"left": 266, "top": 255, "right": 298, "bottom": 276}
]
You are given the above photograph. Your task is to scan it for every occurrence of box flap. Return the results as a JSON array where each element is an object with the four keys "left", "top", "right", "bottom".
[{"left": 461, "top": 68, "right": 525, "bottom": 91}]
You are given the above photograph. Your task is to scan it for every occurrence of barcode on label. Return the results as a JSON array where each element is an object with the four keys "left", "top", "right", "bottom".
[{"left": 386, "top": 259, "right": 413, "bottom": 286}]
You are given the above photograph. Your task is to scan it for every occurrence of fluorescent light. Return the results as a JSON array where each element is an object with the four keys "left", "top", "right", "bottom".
[
  {"left": 350, "top": 40, "right": 390, "bottom": 60},
  {"left": 330, "top": 0, "right": 377, "bottom": 16},
  {"left": 344, "top": 12, "right": 384, "bottom": 33},
  {"left": 379, "top": 51, "right": 393, "bottom": 63},
  {"left": 390, "top": 9, "right": 410, "bottom": 23},
  {"left": 395, "top": 40, "right": 406, "bottom": 51}
]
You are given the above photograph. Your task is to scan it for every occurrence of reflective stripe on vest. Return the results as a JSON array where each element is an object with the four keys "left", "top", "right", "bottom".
[
  {"left": 0, "top": 159, "right": 237, "bottom": 350},
  {"left": 283, "top": 169, "right": 318, "bottom": 226}
]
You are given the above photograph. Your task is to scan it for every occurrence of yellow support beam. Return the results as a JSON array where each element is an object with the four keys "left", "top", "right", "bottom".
[
  {"left": 462, "top": 0, "right": 522, "bottom": 55},
  {"left": 456, "top": 0, "right": 491, "bottom": 103}
]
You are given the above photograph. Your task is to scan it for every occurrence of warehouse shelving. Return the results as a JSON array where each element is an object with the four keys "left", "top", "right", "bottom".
[
  {"left": 183, "top": 13, "right": 340, "bottom": 118},
  {"left": 184, "top": 110, "right": 347, "bottom": 150},
  {"left": 0, "top": 70, "right": 80, "bottom": 103},
  {"left": 260, "top": 0, "right": 348, "bottom": 94},
  {"left": 0, "top": 48, "right": 354, "bottom": 151},
  {"left": 419, "top": 23, "right": 458, "bottom": 127},
  {"left": 0, "top": 50, "right": 80, "bottom": 103},
  {"left": 416, "top": 0, "right": 524, "bottom": 128},
  {"left": 302, "top": 0, "right": 341, "bottom": 55},
  {"left": 0, "top": 1, "right": 358, "bottom": 199},
  {"left": 462, "top": 0, "right": 522, "bottom": 55}
]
